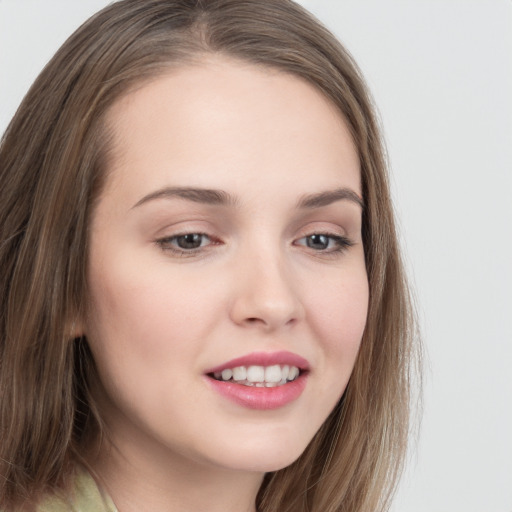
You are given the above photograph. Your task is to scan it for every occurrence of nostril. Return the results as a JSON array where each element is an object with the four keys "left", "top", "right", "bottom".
[{"left": 245, "top": 317, "right": 265, "bottom": 325}]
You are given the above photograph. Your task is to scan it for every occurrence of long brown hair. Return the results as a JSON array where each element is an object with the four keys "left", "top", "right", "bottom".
[{"left": 0, "top": 1, "right": 421, "bottom": 510}]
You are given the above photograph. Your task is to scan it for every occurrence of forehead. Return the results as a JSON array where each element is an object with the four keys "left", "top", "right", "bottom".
[{"left": 101, "top": 55, "right": 360, "bottom": 205}]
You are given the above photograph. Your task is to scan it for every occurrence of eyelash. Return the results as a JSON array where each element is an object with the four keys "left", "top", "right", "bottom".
[
  {"left": 155, "top": 232, "right": 216, "bottom": 257},
  {"left": 294, "top": 233, "right": 354, "bottom": 255},
  {"left": 155, "top": 231, "right": 354, "bottom": 258}
]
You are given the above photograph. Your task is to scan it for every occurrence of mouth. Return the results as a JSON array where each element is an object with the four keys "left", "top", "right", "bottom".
[
  {"left": 208, "top": 364, "right": 302, "bottom": 387},
  {"left": 204, "top": 351, "right": 309, "bottom": 410}
]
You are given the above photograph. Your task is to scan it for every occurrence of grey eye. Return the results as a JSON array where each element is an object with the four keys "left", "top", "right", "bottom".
[
  {"left": 295, "top": 233, "right": 353, "bottom": 254},
  {"left": 305, "top": 234, "right": 330, "bottom": 250},
  {"left": 175, "top": 233, "right": 207, "bottom": 249}
]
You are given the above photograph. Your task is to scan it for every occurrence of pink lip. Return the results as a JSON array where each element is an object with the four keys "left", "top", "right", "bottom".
[
  {"left": 205, "top": 350, "right": 310, "bottom": 374},
  {"left": 205, "top": 375, "right": 308, "bottom": 410},
  {"left": 204, "top": 351, "right": 310, "bottom": 410}
]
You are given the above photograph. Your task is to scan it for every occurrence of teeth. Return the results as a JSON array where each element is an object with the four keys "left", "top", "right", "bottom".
[
  {"left": 264, "top": 365, "right": 282, "bottom": 383},
  {"left": 247, "top": 365, "right": 265, "bottom": 383},
  {"left": 232, "top": 366, "right": 247, "bottom": 380},
  {"left": 212, "top": 364, "right": 301, "bottom": 386},
  {"left": 221, "top": 369, "right": 233, "bottom": 381},
  {"left": 288, "top": 366, "right": 299, "bottom": 381}
]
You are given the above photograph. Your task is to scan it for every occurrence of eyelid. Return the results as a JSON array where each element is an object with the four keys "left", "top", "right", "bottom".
[
  {"left": 293, "top": 232, "right": 354, "bottom": 253},
  {"left": 155, "top": 231, "right": 221, "bottom": 257},
  {"left": 293, "top": 223, "right": 345, "bottom": 240},
  {"left": 291, "top": 218, "right": 356, "bottom": 254}
]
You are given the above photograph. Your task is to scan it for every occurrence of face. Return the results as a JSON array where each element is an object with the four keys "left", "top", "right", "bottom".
[{"left": 85, "top": 56, "right": 368, "bottom": 475}]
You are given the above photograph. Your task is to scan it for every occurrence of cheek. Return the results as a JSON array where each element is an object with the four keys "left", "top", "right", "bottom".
[
  {"left": 303, "top": 264, "right": 369, "bottom": 400},
  {"left": 84, "top": 260, "right": 224, "bottom": 434},
  {"left": 85, "top": 255, "right": 221, "bottom": 378},
  {"left": 307, "top": 268, "right": 369, "bottom": 351}
]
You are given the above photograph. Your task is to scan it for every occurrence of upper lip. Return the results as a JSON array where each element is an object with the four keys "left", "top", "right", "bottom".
[{"left": 205, "top": 351, "right": 310, "bottom": 374}]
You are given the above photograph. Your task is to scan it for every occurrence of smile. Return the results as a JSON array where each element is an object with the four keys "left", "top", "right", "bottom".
[
  {"left": 211, "top": 364, "right": 300, "bottom": 387},
  {"left": 205, "top": 351, "right": 309, "bottom": 409}
]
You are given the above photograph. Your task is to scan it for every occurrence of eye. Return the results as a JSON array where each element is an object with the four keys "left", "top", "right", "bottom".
[
  {"left": 156, "top": 233, "right": 214, "bottom": 254},
  {"left": 173, "top": 233, "right": 209, "bottom": 250},
  {"left": 295, "top": 233, "right": 353, "bottom": 253}
]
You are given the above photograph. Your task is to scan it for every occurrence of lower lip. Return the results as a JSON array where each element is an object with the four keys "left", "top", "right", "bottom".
[{"left": 205, "top": 374, "right": 308, "bottom": 410}]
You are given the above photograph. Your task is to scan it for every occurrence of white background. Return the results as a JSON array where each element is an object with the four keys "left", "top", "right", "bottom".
[{"left": 1, "top": 1, "right": 511, "bottom": 511}]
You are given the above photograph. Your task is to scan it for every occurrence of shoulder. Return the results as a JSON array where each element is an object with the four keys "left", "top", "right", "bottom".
[{"left": 36, "top": 468, "right": 117, "bottom": 512}]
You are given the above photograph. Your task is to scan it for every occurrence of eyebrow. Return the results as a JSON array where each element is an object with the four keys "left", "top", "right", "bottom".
[
  {"left": 296, "top": 188, "right": 364, "bottom": 209},
  {"left": 132, "top": 187, "right": 238, "bottom": 209},
  {"left": 132, "top": 186, "right": 363, "bottom": 210}
]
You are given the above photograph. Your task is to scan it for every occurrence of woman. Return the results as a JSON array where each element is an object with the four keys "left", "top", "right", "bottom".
[{"left": 0, "top": 1, "right": 420, "bottom": 511}]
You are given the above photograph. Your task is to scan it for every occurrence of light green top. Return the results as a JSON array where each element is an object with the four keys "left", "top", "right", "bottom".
[{"left": 37, "top": 469, "right": 117, "bottom": 512}]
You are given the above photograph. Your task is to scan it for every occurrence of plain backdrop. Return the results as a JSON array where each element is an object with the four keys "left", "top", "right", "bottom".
[{"left": 1, "top": 1, "right": 511, "bottom": 511}]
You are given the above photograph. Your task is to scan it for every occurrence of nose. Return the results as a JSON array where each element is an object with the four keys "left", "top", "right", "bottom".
[{"left": 229, "top": 248, "right": 305, "bottom": 331}]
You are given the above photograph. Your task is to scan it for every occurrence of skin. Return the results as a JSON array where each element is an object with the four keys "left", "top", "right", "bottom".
[{"left": 84, "top": 55, "right": 369, "bottom": 512}]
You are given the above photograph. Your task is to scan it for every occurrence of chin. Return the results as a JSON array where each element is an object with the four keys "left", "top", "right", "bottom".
[{"left": 202, "top": 429, "right": 314, "bottom": 474}]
